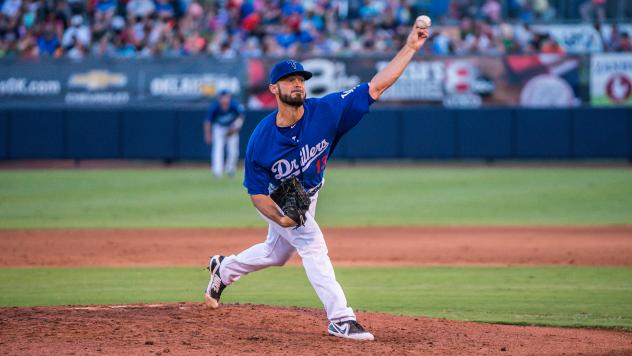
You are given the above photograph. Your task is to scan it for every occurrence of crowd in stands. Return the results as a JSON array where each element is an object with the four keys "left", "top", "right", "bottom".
[{"left": 0, "top": 0, "right": 630, "bottom": 59}]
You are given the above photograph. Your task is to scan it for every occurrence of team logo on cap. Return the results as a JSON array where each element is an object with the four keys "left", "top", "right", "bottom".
[{"left": 287, "top": 60, "right": 298, "bottom": 69}]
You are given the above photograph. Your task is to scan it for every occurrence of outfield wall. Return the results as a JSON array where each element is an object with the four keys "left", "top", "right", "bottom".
[{"left": 0, "top": 108, "right": 630, "bottom": 161}]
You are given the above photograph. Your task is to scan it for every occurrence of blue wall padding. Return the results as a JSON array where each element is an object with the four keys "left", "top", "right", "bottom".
[
  {"left": 0, "top": 111, "right": 9, "bottom": 159},
  {"left": 66, "top": 110, "right": 121, "bottom": 158},
  {"left": 176, "top": 110, "right": 208, "bottom": 160},
  {"left": 515, "top": 109, "right": 572, "bottom": 158},
  {"left": 343, "top": 110, "right": 401, "bottom": 158},
  {"left": 121, "top": 110, "right": 177, "bottom": 159},
  {"left": 572, "top": 108, "right": 629, "bottom": 158},
  {"left": 1, "top": 108, "right": 630, "bottom": 160},
  {"left": 401, "top": 109, "right": 457, "bottom": 159},
  {"left": 456, "top": 109, "right": 513, "bottom": 159},
  {"left": 10, "top": 110, "right": 65, "bottom": 158}
]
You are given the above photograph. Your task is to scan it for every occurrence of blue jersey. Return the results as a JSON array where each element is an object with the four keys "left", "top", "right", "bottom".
[
  {"left": 244, "top": 83, "right": 375, "bottom": 195},
  {"left": 206, "top": 99, "right": 244, "bottom": 127}
]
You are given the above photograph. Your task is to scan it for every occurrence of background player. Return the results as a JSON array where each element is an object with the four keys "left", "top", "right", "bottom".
[
  {"left": 204, "top": 22, "right": 429, "bottom": 340},
  {"left": 203, "top": 90, "right": 245, "bottom": 177}
]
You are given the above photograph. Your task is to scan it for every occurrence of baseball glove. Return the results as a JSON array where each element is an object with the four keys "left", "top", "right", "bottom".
[{"left": 270, "top": 176, "right": 311, "bottom": 227}]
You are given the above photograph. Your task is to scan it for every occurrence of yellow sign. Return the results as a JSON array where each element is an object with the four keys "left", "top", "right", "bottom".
[{"left": 69, "top": 70, "right": 127, "bottom": 91}]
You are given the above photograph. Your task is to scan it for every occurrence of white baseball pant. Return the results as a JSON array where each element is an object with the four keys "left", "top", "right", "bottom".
[
  {"left": 219, "top": 192, "right": 356, "bottom": 322},
  {"left": 211, "top": 124, "right": 239, "bottom": 177}
]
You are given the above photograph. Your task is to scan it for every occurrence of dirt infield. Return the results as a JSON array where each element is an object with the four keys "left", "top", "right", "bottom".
[
  {"left": 2, "top": 226, "right": 632, "bottom": 355},
  {"left": 1, "top": 226, "right": 631, "bottom": 267},
  {"left": 1, "top": 303, "right": 631, "bottom": 355}
]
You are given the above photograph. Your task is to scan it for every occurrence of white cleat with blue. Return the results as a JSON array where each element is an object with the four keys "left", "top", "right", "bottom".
[{"left": 328, "top": 320, "right": 375, "bottom": 341}]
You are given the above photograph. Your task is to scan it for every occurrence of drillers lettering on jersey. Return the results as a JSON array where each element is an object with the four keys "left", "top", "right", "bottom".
[
  {"left": 272, "top": 139, "right": 330, "bottom": 180},
  {"left": 244, "top": 82, "right": 373, "bottom": 195}
]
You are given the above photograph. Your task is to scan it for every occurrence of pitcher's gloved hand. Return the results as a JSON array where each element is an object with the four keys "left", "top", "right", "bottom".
[{"left": 270, "top": 176, "right": 310, "bottom": 227}]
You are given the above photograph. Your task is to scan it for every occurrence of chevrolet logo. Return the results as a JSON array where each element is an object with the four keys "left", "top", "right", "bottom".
[{"left": 69, "top": 70, "right": 127, "bottom": 90}]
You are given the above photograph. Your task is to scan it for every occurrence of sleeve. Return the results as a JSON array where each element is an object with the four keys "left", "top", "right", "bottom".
[
  {"left": 243, "top": 136, "right": 271, "bottom": 195},
  {"left": 234, "top": 100, "right": 245, "bottom": 115},
  {"left": 321, "top": 82, "right": 375, "bottom": 137}
]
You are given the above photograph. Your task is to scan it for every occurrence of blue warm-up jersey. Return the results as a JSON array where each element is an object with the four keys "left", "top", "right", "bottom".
[
  {"left": 206, "top": 99, "right": 244, "bottom": 127},
  {"left": 244, "top": 83, "right": 375, "bottom": 195}
]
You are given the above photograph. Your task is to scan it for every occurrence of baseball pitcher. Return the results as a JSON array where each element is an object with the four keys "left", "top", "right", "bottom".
[{"left": 205, "top": 21, "right": 429, "bottom": 341}]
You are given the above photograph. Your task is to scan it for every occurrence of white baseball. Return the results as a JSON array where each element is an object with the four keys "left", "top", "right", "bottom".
[{"left": 415, "top": 15, "right": 431, "bottom": 29}]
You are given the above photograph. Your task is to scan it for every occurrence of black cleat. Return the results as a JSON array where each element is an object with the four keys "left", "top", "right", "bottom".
[
  {"left": 204, "top": 255, "right": 226, "bottom": 309},
  {"left": 328, "top": 320, "right": 374, "bottom": 341}
]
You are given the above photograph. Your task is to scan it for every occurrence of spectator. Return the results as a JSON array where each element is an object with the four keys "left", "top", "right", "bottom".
[
  {"left": 61, "top": 15, "right": 90, "bottom": 49},
  {"left": 126, "top": 0, "right": 155, "bottom": 19},
  {"left": 499, "top": 23, "right": 519, "bottom": 53},
  {"left": 128, "top": 16, "right": 145, "bottom": 45},
  {"left": 540, "top": 34, "right": 565, "bottom": 54},
  {"left": 580, "top": 0, "right": 605, "bottom": 22},
  {"left": 16, "top": 31, "right": 38, "bottom": 58},
  {"left": 111, "top": 15, "right": 126, "bottom": 34},
  {"left": 1, "top": 0, "right": 21, "bottom": 18},
  {"left": 430, "top": 30, "right": 452, "bottom": 55},
  {"left": 358, "top": 0, "right": 381, "bottom": 19},
  {"left": 0, "top": 33, "right": 18, "bottom": 58},
  {"left": 241, "top": 36, "right": 262, "bottom": 57},
  {"left": 94, "top": 0, "right": 116, "bottom": 20},
  {"left": 449, "top": 0, "right": 477, "bottom": 20},
  {"left": 183, "top": 30, "right": 205, "bottom": 55},
  {"left": 0, "top": 0, "right": 630, "bottom": 60},
  {"left": 481, "top": 0, "right": 501, "bottom": 23},
  {"left": 533, "top": 0, "right": 555, "bottom": 21},
  {"left": 242, "top": 10, "right": 261, "bottom": 32},
  {"left": 163, "top": 35, "right": 186, "bottom": 57},
  {"left": 513, "top": 22, "right": 534, "bottom": 50},
  {"left": 262, "top": 33, "right": 284, "bottom": 57},
  {"left": 67, "top": 0, "right": 85, "bottom": 15},
  {"left": 155, "top": 0, "right": 175, "bottom": 19},
  {"left": 275, "top": 24, "right": 297, "bottom": 49},
  {"left": 282, "top": 0, "right": 304, "bottom": 17},
  {"left": 619, "top": 32, "right": 632, "bottom": 52},
  {"left": 66, "top": 39, "right": 87, "bottom": 59},
  {"left": 91, "top": 33, "right": 115, "bottom": 57},
  {"left": 20, "top": 0, "right": 38, "bottom": 31},
  {"left": 113, "top": 33, "right": 136, "bottom": 57},
  {"left": 51, "top": 1, "right": 71, "bottom": 33},
  {"left": 37, "top": 24, "right": 60, "bottom": 56}
]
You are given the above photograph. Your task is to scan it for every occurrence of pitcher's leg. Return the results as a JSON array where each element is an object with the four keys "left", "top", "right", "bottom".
[
  {"left": 219, "top": 226, "right": 294, "bottom": 285},
  {"left": 272, "top": 215, "right": 355, "bottom": 322}
]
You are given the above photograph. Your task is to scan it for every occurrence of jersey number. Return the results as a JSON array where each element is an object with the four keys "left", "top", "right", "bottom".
[{"left": 315, "top": 154, "right": 328, "bottom": 174}]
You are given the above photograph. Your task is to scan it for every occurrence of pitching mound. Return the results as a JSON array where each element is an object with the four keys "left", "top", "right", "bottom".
[{"left": 1, "top": 303, "right": 631, "bottom": 355}]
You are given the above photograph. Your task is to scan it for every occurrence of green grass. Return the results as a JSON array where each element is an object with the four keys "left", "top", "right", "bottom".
[
  {"left": 1, "top": 266, "right": 630, "bottom": 329},
  {"left": 592, "top": 96, "right": 632, "bottom": 105},
  {"left": 1, "top": 167, "right": 631, "bottom": 228}
]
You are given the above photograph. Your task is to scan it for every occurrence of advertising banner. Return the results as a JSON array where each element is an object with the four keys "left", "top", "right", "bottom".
[
  {"left": 0, "top": 58, "right": 246, "bottom": 106},
  {"left": 142, "top": 59, "right": 244, "bottom": 103},
  {"left": 532, "top": 24, "right": 603, "bottom": 54},
  {"left": 248, "top": 54, "right": 583, "bottom": 108},
  {"left": 0, "top": 55, "right": 595, "bottom": 108},
  {"left": 0, "top": 61, "right": 66, "bottom": 104},
  {"left": 591, "top": 53, "right": 632, "bottom": 106}
]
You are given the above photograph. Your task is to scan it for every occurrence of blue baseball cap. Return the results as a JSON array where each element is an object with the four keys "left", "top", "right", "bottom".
[{"left": 269, "top": 59, "right": 312, "bottom": 84}]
